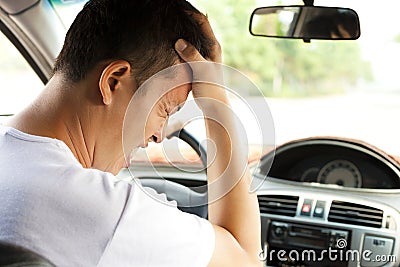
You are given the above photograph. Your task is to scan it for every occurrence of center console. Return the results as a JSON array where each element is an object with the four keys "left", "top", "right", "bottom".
[
  {"left": 267, "top": 221, "right": 350, "bottom": 267},
  {"left": 258, "top": 192, "right": 400, "bottom": 267}
]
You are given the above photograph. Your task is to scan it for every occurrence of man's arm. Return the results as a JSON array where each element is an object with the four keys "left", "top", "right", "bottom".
[
  {"left": 175, "top": 17, "right": 262, "bottom": 267},
  {"left": 205, "top": 101, "right": 262, "bottom": 267}
]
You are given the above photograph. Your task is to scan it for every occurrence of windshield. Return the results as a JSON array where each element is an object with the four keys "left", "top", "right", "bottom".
[
  {"left": 2, "top": 0, "right": 399, "bottom": 166},
  {"left": 183, "top": 0, "right": 400, "bottom": 157}
]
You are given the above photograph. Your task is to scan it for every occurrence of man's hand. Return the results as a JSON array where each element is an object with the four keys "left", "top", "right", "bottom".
[
  {"left": 175, "top": 15, "right": 262, "bottom": 267},
  {"left": 175, "top": 14, "right": 225, "bottom": 107}
]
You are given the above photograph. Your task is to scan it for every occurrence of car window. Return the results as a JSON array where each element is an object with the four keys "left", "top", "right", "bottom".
[
  {"left": 0, "top": 31, "right": 43, "bottom": 122},
  {"left": 0, "top": 0, "right": 88, "bottom": 123}
]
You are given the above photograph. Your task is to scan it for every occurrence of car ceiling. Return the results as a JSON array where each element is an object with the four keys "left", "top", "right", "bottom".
[{"left": 0, "top": 0, "right": 39, "bottom": 15}]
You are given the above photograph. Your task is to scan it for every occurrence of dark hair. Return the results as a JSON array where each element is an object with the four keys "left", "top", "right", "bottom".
[{"left": 53, "top": 0, "right": 213, "bottom": 85}]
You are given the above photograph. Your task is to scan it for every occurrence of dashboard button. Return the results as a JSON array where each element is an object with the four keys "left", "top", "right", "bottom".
[
  {"left": 301, "top": 199, "right": 313, "bottom": 216},
  {"left": 361, "top": 236, "right": 394, "bottom": 267},
  {"left": 302, "top": 204, "right": 311, "bottom": 213},
  {"left": 313, "top": 200, "right": 326, "bottom": 218}
]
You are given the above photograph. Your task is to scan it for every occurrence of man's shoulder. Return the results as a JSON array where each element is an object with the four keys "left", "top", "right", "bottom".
[
  {"left": 0, "top": 128, "right": 136, "bottom": 266},
  {"left": 0, "top": 125, "right": 77, "bottom": 166},
  {"left": 0, "top": 124, "right": 129, "bottom": 216},
  {"left": 0, "top": 125, "right": 111, "bottom": 180}
]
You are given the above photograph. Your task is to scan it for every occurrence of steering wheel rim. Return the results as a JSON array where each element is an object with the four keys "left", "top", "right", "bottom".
[
  {"left": 171, "top": 128, "right": 207, "bottom": 169},
  {"left": 140, "top": 128, "right": 208, "bottom": 218}
]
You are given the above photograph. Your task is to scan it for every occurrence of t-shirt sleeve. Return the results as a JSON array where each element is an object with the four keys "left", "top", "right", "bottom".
[{"left": 97, "top": 180, "right": 215, "bottom": 267}]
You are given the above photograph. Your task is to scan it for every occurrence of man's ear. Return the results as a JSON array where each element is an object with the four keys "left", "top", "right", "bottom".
[{"left": 99, "top": 60, "right": 131, "bottom": 105}]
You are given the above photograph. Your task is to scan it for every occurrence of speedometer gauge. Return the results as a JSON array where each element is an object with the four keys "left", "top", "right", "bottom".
[
  {"left": 300, "top": 167, "right": 319, "bottom": 183},
  {"left": 317, "top": 160, "right": 362, "bottom": 188}
]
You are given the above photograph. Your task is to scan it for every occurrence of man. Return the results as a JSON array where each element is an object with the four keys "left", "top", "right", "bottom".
[{"left": 0, "top": 0, "right": 261, "bottom": 266}]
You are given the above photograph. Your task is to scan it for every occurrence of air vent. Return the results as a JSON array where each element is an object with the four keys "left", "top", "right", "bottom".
[
  {"left": 258, "top": 195, "right": 299, "bottom": 217},
  {"left": 328, "top": 201, "right": 383, "bottom": 228}
]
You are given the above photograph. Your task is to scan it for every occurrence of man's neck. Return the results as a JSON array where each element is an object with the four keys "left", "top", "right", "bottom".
[{"left": 6, "top": 74, "right": 95, "bottom": 168}]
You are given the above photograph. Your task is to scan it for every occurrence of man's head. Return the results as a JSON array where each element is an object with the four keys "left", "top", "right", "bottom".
[
  {"left": 53, "top": 0, "right": 213, "bottom": 86},
  {"left": 50, "top": 0, "right": 215, "bottom": 174}
]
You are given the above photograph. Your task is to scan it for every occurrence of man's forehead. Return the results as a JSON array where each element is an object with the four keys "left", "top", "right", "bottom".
[
  {"left": 133, "top": 63, "right": 191, "bottom": 108},
  {"left": 163, "top": 84, "right": 190, "bottom": 106}
]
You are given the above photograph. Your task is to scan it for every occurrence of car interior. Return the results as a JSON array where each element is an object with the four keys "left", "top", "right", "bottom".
[{"left": 1, "top": 0, "right": 399, "bottom": 266}]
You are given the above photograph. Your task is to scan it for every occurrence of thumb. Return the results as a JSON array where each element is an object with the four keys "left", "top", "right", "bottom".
[{"left": 175, "top": 39, "right": 206, "bottom": 62}]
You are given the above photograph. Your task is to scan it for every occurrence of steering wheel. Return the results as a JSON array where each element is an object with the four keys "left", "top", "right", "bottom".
[{"left": 139, "top": 128, "right": 209, "bottom": 219}]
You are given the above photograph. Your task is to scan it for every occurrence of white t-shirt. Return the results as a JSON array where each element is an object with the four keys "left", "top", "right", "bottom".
[{"left": 0, "top": 125, "right": 214, "bottom": 267}]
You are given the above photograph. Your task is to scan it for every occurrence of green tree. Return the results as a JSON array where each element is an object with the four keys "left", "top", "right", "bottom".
[{"left": 395, "top": 34, "right": 400, "bottom": 43}]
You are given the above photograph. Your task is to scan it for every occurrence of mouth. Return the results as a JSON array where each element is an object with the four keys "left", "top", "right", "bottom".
[{"left": 140, "top": 136, "right": 155, "bottom": 148}]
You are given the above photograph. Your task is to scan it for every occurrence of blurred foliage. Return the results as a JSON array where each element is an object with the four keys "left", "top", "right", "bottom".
[
  {"left": 194, "top": 0, "right": 372, "bottom": 97},
  {"left": 395, "top": 34, "right": 400, "bottom": 43}
]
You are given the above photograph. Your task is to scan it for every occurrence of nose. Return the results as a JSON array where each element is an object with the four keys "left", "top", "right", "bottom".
[
  {"left": 151, "top": 128, "right": 165, "bottom": 143},
  {"left": 150, "top": 119, "right": 169, "bottom": 144}
]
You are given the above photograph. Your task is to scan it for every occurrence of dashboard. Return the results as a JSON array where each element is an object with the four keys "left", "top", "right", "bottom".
[
  {"left": 126, "top": 137, "right": 400, "bottom": 267},
  {"left": 252, "top": 138, "right": 400, "bottom": 266},
  {"left": 256, "top": 138, "right": 400, "bottom": 189}
]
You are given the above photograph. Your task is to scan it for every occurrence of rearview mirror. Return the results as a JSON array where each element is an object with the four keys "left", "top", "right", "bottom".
[{"left": 249, "top": 6, "right": 360, "bottom": 40}]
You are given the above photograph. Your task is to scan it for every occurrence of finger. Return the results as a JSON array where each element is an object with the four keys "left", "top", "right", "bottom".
[{"left": 175, "top": 39, "right": 206, "bottom": 62}]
